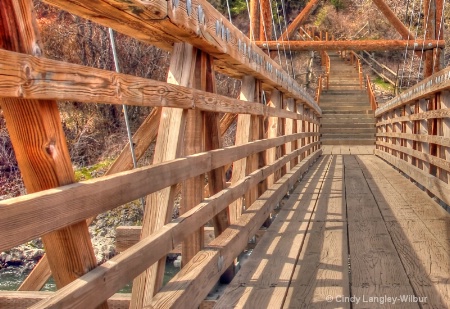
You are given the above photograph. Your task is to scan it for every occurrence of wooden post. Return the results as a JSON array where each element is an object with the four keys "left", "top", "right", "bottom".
[
  {"left": 434, "top": 0, "right": 444, "bottom": 72},
  {"left": 441, "top": 91, "right": 450, "bottom": 183},
  {"left": 250, "top": 0, "right": 259, "bottom": 40},
  {"left": 419, "top": 99, "right": 430, "bottom": 172},
  {"left": 296, "top": 102, "right": 303, "bottom": 162},
  {"left": 228, "top": 76, "right": 256, "bottom": 224},
  {"left": 405, "top": 104, "right": 414, "bottom": 164},
  {"left": 423, "top": 0, "right": 436, "bottom": 77},
  {"left": 265, "top": 90, "right": 282, "bottom": 187},
  {"left": 260, "top": 0, "right": 272, "bottom": 41},
  {"left": 394, "top": 108, "right": 402, "bottom": 158},
  {"left": 130, "top": 43, "right": 195, "bottom": 308},
  {"left": 285, "top": 99, "right": 296, "bottom": 168},
  {"left": 298, "top": 104, "right": 305, "bottom": 160},
  {"left": 0, "top": 3, "right": 106, "bottom": 307}
]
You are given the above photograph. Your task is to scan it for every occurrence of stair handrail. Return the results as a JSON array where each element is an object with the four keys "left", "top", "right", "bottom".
[
  {"left": 316, "top": 74, "right": 323, "bottom": 104},
  {"left": 366, "top": 74, "right": 378, "bottom": 110}
]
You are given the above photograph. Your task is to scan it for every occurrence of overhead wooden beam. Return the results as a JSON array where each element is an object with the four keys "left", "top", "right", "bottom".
[
  {"left": 279, "top": 0, "right": 321, "bottom": 40},
  {"left": 0, "top": 3, "right": 106, "bottom": 306},
  {"left": 255, "top": 40, "right": 445, "bottom": 51},
  {"left": 371, "top": 0, "right": 415, "bottom": 40},
  {"left": 0, "top": 49, "right": 317, "bottom": 122},
  {"left": 42, "top": 0, "right": 320, "bottom": 114}
]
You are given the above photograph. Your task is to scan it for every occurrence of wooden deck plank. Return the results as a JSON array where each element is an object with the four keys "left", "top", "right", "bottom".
[
  {"left": 214, "top": 156, "right": 330, "bottom": 308},
  {"left": 283, "top": 221, "right": 350, "bottom": 308}
]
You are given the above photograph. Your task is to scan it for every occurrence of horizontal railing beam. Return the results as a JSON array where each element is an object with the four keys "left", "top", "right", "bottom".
[
  {"left": 376, "top": 66, "right": 450, "bottom": 116},
  {"left": 43, "top": 0, "right": 320, "bottom": 114},
  {"left": 256, "top": 40, "right": 445, "bottom": 51},
  {"left": 30, "top": 145, "right": 320, "bottom": 309},
  {"left": 0, "top": 132, "right": 318, "bottom": 252},
  {"left": 0, "top": 49, "right": 317, "bottom": 123}
]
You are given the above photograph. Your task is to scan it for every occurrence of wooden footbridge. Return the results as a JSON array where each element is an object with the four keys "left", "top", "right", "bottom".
[{"left": 0, "top": 0, "right": 449, "bottom": 308}]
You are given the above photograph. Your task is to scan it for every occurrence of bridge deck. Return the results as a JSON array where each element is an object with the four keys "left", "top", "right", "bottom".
[{"left": 215, "top": 153, "right": 450, "bottom": 308}]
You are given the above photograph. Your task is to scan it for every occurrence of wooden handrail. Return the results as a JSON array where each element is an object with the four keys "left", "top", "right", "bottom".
[
  {"left": 366, "top": 74, "right": 378, "bottom": 110},
  {"left": 374, "top": 68, "right": 450, "bottom": 208}
]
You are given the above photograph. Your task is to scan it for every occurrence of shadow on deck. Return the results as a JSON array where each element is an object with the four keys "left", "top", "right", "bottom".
[{"left": 215, "top": 152, "right": 450, "bottom": 308}]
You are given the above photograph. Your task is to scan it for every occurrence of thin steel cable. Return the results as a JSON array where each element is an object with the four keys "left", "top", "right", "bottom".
[
  {"left": 399, "top": 0, "right": 417, "bottom": 88},
  {"left": 416, "top": 0, "right": 433, "bottom": 81},
  {"left": 432, "top": 0, "right": 446, "bottom": 70},
  {"left": 225, "top": 0, "right": 232, "bottom": 22},
  {"left": 407, "top": 0, "right": 424, "bottom": 86},
  {"left": 274, "top": 2, "right": 290, "bottom": 74},
  {"left": 108, "top": 28, "right": 145, "bottom": 207},
  {"left": 280, "top": 0, "right": 296, "bottom": 78},
  {"left": 267, "top": 0, "right": 283, "bottom": 66}
]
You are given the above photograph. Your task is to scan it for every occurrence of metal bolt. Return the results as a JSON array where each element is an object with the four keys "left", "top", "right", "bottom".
[{"left": 186, "top": 0, "right": 192, "bottom": 16}]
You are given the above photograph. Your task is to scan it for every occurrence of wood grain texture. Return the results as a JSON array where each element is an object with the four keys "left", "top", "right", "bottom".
[
  {"left": 256, "top": 39, "right": 444, "bottom": 51},
  {"left": 375, "top": 149, "right": 450, "bottom": 205},
  {"left": 0, "top": 2, "right": 104, "bottom": 303},
  {"left": 147, "top": 150, "right": 322, "bottom": 309},
  {"left": 376, "top": 108, "right": 450, "bottom": 126},
  {"left": 130, "top": 43, "right": 194, "bottom": 308},
  {"left": 278, "top": 0, "right": 321, "bottom": 40},
  {"left": 376, "top": 132, "right": 450, "bottom": 147},
  {"left": 0, "top": 49, "right": 319, "bottom": 122},
  {"left": 42, "top": 0, "right": 320, "bottom": 114},
  {"left": 29, "top": 145, "right": 319, "bottom": 309},
  {"left": 376, "top": 65, "right": 450, "bottom": 116},
  {"left": 371, "top": 0, "right": 415, "bottom": 39}
]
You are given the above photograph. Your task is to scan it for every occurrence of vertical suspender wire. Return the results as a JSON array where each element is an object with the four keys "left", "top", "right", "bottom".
[
  {"left": 399, "top": 0, "right": 416, "bottom": 88},
  {"left": 267, "top": 0, "right": 284, "bottom": 67},
  {"left": 108, "top": 28, "right": 145, "bottom": 207},
  {"left": 280, "top": 0, "right": 296, "bottom": 79},
  {"left": 433, "top": 0, "right": 446, "bottom": 69},
  {"left": 407, "top": 0, "right": 424, "bottom": 86},
  {"left": 225, "top": 0, "right": 232, "bottom": 22},
  {"left": 416, "top": 0, "right": 432, "bottom": 83},
  {"left": 274, "top": 1, "right": 291, "bottom": 76}
]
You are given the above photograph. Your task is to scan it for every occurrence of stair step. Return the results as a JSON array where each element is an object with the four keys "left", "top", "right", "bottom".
[
  {"left": 321, "top": 128, "right": 375, "bottom": 133},
  {"left": 321, "top": 139, "right": 375, "bottom": 145},
  {"left": 321, "top": 123, "right": 375, "bottom": 129},
  {"left": 322, "top": 109, "right": 374, "bottom": 115}
]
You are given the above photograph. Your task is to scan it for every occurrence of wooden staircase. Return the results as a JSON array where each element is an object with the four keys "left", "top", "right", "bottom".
[{"left": 320, "top": 54, "right": 376, "bottom": 145}]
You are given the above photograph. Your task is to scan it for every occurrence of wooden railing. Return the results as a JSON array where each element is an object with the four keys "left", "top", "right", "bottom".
[
  {"left": 316, "top": 75, "right": 323, "bottom": 104},
  {"left": 0, "top": 0, "right": 321, "bottom": 308},
  {"left": 341, "top": 50, "right": 363, "bottom": 89},
  {"left": 375, "top": 67, "right": 450, "bottom": 207},
  {"left": 366, "top": 74, "right": 378, "bottom": 110}
]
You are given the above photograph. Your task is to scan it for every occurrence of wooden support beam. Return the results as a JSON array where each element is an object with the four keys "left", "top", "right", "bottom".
[
  {"left": 42, "top": 0, "right": 320, "bottom": 114},
  {"left": 229, "top": 76, "right": 256, "bottom": 224},
  {"left": 371, "top": 0, "right": 415, "bottom": 40},
  {"left": 0, "top": 49, "right": 318, "bottom": 122},
  {"left": 255, "top": 39, "right": 445, "bottom": 51},
  {"left": 0, "top": 131, "right": 318, "bottom": 252},
  {"left": 250, "top": 0, "right": 259, "bottom": 40},
  {"left": 0, "top": 292, "right": 130, "bottom": 309},
  {"left": 130, "top": 43, "right": 194, "bottom": 308},
  {"left": 0, "top": 3, "right": 106, "bottom": 306},
  {"left": 279, "top": 0, "right": 321, "bottom": 40},
  {"left": 29, "top": 143, "right": 319, "bottom": 309},
  {"left": 147, "top": 150, "right": 322, "bottom": 309},
  {"left": 423, "top": 0, "right": 436, "bottom": 77},
  {"left": 265, "top": 90, "right": 282, "bottom": 187},
  {"left": 259, "top": 0, "right": 272, "bottom": 41},
  {"left": 376, "top": 65, "right": 450, "bottom": 116},
  {"left": 442, "top": 92, "right": 450, "bottom": 184}
]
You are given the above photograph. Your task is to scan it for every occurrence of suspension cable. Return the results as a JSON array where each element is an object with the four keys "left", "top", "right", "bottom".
[
  {"left": 274, "top": 1, "right": 291, "bottom": 75},
  {"left": 416, "top": 0, "right": 433, "bottom": 81},
  {"left": 108, "top": 28, "right": 145, "bottom": 207},
  {"left": 267, "top": 0, "right": 283, "bottom": 67},
  {"left": 399, "top": 0, "right": 417, "bottom": 88},
  {"left": 280, "top": 0, "right": 296, "bottom": 78},
  {"left": 433, "top": 0, "right": 446, "bottom": 70},
  {"left": 407, "top": 0, "right": 424, "bottom": 86}
]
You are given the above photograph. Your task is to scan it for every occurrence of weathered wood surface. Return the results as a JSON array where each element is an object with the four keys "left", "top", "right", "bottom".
[
  {"left": 375, "top": 149, "right": 450, "bottom": 205},
  {"left": 0, "top": 131, "right": 317, "bottom": 252},
  {"left": 0, "top": 292, "right": 131, "bottom": 309},
  {"left": 42, "top": 0, "right": 320, "bottom": 113},
  {"left": 214, "top": 154, "right": 449, "bottom": 308},
  {"left": 255, "top": 40, "right": 444, "bottom": 51},
  {"left": 147, "top": 150, "right": 322, "bottom": 309},
  {"left": 376, "top": 132, "right": 450, "bottom": 147},
  {"left": 376, "top": 108, "right": 450, "bottom": 126},
  {"left": 29, "top": 146, "right": 320, "bottom": 309},
  {"left": 0, "top": 2, "right": 104, "bottom": 303},
  {"left": 376, "top": 66, "right": 450, "bottom": 116},
  {"left": 278, "top": 0, "right": 321, "bottom": 40},
  {"left": 0, "top": 49, "right": 318, "bottom": 123},
  {"left": 371, "top": 0, "right": 415, "bottom": 40}
]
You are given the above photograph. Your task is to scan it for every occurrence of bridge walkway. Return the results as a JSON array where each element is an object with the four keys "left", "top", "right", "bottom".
[{"left": 215, "top": 152, "right": 450, "bottom": 308}]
